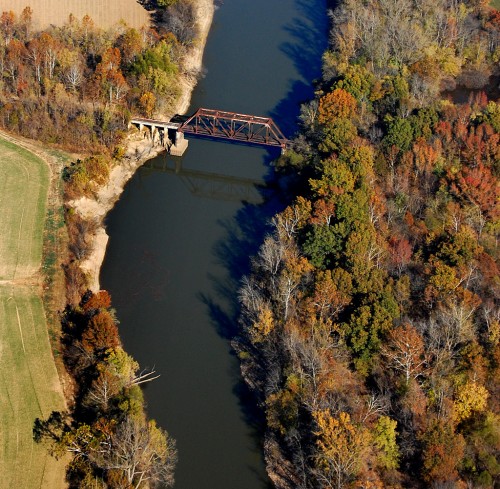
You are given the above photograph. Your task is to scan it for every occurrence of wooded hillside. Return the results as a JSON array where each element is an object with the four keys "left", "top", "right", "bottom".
[
  {"left": 0, "top": 1, "right": 200, "bottom": 487},
  {"left": 0, "top": 1, "right": 199, "bottom": 153},
  {"left": 239, "top": 1, "right": 500, "bottom": 487}
]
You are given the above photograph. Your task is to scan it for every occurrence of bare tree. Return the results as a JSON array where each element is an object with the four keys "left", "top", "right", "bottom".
[
  {"left": 104, "top": 417, "right": 177, "bottom": 489},
  {"left": 64, "top": 62, "right": 84, "bottom": 92}
]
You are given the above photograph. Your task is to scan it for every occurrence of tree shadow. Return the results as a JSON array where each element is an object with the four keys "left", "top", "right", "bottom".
[
  {"left": 270, "top": 0, "right": 329, "bottom": 136},
  {"left": 135, "top": 0, "right": 162, "bottom": 26},
  {"left": 194, "top": 148, "right": 284, "bottom": 488},
  {"left": 196, "top": 0, "right": 330, "bottom": 484},
  {"left": 199, "top": 154, "right": 285, "bottom": 342}
]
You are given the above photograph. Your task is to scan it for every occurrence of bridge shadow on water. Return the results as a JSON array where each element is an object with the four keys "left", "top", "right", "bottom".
[{"left": 196, "top": 147, "right": 287, "bottom": 487}]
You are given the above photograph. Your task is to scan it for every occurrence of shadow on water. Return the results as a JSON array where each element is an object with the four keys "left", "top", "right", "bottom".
[
  {"left": 203, "top": 0, "right": 329, "bottom": 345},
  {"left": 196, "top": 150, "right": 284, "bottom": 487},
  {"left": 193, "top": 0, "right": 329, "bottom": 482},
  {"left": 196, "top": 161, "right": 291, "bottom": 489},
  {"left": 271, "top": 0, "right": 329, "bottom": 136}
]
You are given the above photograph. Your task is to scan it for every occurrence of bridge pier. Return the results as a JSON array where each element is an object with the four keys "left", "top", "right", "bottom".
[{"left": 169, "top": 131, "right": 188, "bottom": 156}]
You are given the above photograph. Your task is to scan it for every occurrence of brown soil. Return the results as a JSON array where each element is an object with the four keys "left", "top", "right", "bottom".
[{"left": 0, "top": 0, "right": 151, "bottom": 30}]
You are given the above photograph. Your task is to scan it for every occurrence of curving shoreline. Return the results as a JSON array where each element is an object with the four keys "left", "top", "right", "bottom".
[{"left": 73, "top": 0, "right": 215, "bottom": 290}]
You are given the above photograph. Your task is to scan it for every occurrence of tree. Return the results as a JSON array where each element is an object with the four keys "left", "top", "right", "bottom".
[
  {"left": 381, "top": 323, "right": 427, "bottom": 386},
  {"left": 313, "top": 410, "right": 369, "bottom": 489},
  {"left": 0, "top": 11, "right": 16, "bottom": 45},
  {"left": 318, "top": 88, "right": 357, "bottom": 124},
  {"left": 278, "top": 252, "right": 313, "bottom": 320},
  {"left": 448, "top": 163, "right": 500, "bottom": 220},
  {"left": 311, "top": 268, "right": 353, "bottom": 321},
  {"left": 117, "top": 28, "right": 143, "bottom": 64},
  {"left": 454, "top": 381, "right": 489, "bottom": 423},
  {"left": 20, "top": 6, "right": 33, "bottom": 39},
  {"left": 26, "top": 38, "right": 44, "bottom": 84},
  {"left": 82, "top": 368, "right": 121, "bottom": 413},
  {"left": 383, "top": 117, "right": 414, "bottom": 152},
  {"left": 5, "top": 39, "right": 26, "bottom": 88},
  {"left": 139, "top": 92, "right": 156, "bottom": 118},
  {"left": 39, "top": 32, "right": 59, "bottom": 79},
  {"left": 388, "top": 236, "right": 412, "bottom": 275},
  {"left": 59, "top": 49, "right": 84, "bottom": 92},
  {"left": 94, "top": 48, "right": 129, "bottom": 104},
  {"left": 272, "top": 197, "right": 311, "bottom": 241},
  {"left": 373, "top": 416, "right": 400, "bottom": 470},
  {"left": 81, "top": 311, "right": 120, "bottom": 352},
  {"left": 82, "top": 290, "right": 112, "bottom": 313},
  {"left": 421, "top": 419, "right": 466, "bottom": 485},
  {"left": 104, "top": 417, "right": 177, "bottom": 488}
]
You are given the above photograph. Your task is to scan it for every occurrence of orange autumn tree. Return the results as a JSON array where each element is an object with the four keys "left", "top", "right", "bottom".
[{"left": 318, "top": 88, "right": 357, "bottom": 124}]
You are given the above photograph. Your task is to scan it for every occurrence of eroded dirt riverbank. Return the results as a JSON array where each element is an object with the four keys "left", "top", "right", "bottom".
[{"left": 71, "top": 0, "right": 215, "bottom": 290}]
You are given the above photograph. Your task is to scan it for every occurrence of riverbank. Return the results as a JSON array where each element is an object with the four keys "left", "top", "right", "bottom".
[{"left": 72, "top": 0, "right": 215, "bottom": 291}]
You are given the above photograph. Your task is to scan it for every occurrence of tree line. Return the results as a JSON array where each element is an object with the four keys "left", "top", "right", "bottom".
[
  {"left": 0, "top": 0, "right": 197, "bottom": 153},
  {"left": 35, "top": 291, "right": 177, "bottom": 488},
  {"left": 239, "top": 0, "right": 499, "bottom": 488},
  {"left": 0, "top": 1, "right": 202, "bottom": 487}
]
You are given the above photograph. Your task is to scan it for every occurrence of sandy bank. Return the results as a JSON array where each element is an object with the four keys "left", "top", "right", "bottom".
[{"left": 72, "top": 0, "right": 215, "bottom": 291}]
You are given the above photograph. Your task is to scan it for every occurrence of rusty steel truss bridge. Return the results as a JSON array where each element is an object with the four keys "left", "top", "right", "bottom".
[{"left": 130, "top": 108, "right": 289, "bottom": 155}]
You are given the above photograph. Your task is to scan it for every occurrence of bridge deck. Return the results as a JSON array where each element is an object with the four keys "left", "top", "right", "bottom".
[
  {"left": 130, "top": 117, "right": 181, "bottom": 130},
  {"left": 130, "top": 108, "right": 288, "bottom": 151}
]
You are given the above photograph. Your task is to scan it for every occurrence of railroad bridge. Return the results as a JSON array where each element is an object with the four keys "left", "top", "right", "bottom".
[{"left": 129, "top": 108, "right": 289, "bottom": 156}]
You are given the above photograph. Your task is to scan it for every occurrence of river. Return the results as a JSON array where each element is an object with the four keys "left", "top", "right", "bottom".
[{"left": 100, "top": 1, "right": 327, "bottom": 487}]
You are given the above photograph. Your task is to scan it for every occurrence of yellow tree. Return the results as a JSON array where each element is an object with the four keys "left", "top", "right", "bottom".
[
  {"left": 454, "top": 381, "right": 489, "bottom": 423},
  {"left": 313, "top": 410, "right": 369, "bottom": 489},
  {"left": 139, "top": 91, "right": 156, "bottom": 118}
]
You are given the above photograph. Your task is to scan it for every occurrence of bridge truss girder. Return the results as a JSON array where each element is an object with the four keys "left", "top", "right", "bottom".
[{"left": 179, "top": 108, "right": 288, "bottom": 150}]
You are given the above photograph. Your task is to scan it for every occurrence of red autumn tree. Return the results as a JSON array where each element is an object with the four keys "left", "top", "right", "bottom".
[{"left": 81, "top": 310, "right": 120, "bottom": 352}]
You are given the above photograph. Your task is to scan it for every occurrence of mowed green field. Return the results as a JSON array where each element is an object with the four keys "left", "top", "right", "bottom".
[
  {"left": 0, "top": 286, "right": 66, "bottom": 488},
  {"left": 0, "top": 138, "right": 48, "bottom": 281},
  {"left": 492, "top": 0, "right": 500, "bottom": 8},
  {"left": 0, "top": 136, "right": 66, "bottom": 488}
]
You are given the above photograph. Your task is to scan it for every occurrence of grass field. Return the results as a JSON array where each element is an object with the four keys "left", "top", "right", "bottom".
[
  {"left": 0, "top": 138, "right": 49, "bottom": 281},
  {"left": 0, "top": 136, "right": 66, "bottom": 488},
  {"left": 0, "top": 286, "right": 66, "bottom": 489}
]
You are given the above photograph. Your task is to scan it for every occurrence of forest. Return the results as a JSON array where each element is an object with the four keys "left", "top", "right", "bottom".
[
  {"left": 239, "top": 0, "right": 500, "bottom": 487},
  {"left": 0, "top": 0, "right": 198, "bottom": 153},
  {"left": 1, "top": 0, "right": 499, "bottom": 487}
]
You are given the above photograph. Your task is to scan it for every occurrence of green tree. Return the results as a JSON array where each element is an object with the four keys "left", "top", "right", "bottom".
[
  {"left": 373, "top": 416, "right": 400, "bottom": 470},
  {"left": 383, "top": 117, "right": 414, "bottom": 152}
]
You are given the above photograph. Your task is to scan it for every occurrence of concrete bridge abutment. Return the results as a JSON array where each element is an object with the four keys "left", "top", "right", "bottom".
[{"left": 129, "top": 119, "right": 188, "bottom": 156}]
